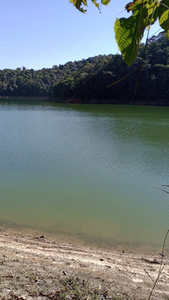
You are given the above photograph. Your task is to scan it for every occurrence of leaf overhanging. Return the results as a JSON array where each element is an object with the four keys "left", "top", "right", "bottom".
[
  {"left": 114, "top": 2, "right": 147, "bottom": 65},
  {"left": 69, "top": 0, "right": 112, "bottom": 12},
  {"left": 101, "top": 0, "right": 111, "bottom": 5},
  {"left": 69, "top": 0, "right": 169, "bottom": 65},
  {"left": 69, "top": 0, "right": 87, "bottom": 12},
  {"left": 159, "top": 0, "right": 169, "bottom": 38}
]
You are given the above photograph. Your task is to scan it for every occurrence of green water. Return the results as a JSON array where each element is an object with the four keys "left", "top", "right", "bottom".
[{"left": 0, "top": 101, "right": 169, "bottom": 249}]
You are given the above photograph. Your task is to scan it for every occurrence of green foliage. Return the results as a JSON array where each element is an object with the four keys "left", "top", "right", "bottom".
[
  {"left": 69, "top": 0, "right": 87, "bottom": 12},
  {"left": 53, "top": 32, "right": 169, "bottom": 104},
  {"left": 114, "top": 2, "right": 147, "bottom": 66},
  {"left": 101, "top": 0, "right": 111, "bottom": 5},
  {"left": 0, "top": 32, "right": 169, "bottom": 103},
  {"left": 69, "top": 0, "right": 169, "bottom": 65},
  {"left": 0, "top": 63, "right": 81, "bottom": 97},
  {"left": 159, "top": 0, "right": 169, "bottom": 38},
  {"left": 69, "top": 0, "right": 111, "bottom": 11}
]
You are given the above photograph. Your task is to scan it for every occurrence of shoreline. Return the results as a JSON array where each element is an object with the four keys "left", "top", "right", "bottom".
[
  {"left": 0, "top": 96, "right": 169, "bottom": 107},
  {"left": 48, "top": 96, "right": 169, "bottom": 107},
  {"left": 0, "top": 227, "right": 169, "bottom": 299},
  {"left": 0, "top": 221, "right": 165, "bottom": 256}
]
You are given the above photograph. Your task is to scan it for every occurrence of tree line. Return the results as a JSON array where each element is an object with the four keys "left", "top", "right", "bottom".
[
  {"left": 0, "top": 57, "right": 106, "bottom": 97},
  {"left": 0, "top": 31, "right": 169, "bottom": 105},
  {"left": 53, "top": 32, "right": 169, "bottom": 105}
]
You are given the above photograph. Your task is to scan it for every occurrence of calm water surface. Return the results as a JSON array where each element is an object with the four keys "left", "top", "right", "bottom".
[{"left": 0, "top": 101, "right": 169, "bottom": 249}]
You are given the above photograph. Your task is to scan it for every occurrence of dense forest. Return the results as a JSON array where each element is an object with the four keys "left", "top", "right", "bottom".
[
  {"left": 53, "top": 32, "right": 169, "bottom": 105},
  {"left": 0, "top": 31, "right": 169, "bottom": 105}
]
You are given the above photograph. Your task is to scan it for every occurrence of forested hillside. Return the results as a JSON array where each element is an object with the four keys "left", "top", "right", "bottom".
[
  {"left": 0, "top": 32, "right": 169, "bottom": 105},
  {"left": 0, "top": 56, "right": 105, "bottom": 97},
  {"left": 53, "top": 32, "right": 169, "bottom": 105}
]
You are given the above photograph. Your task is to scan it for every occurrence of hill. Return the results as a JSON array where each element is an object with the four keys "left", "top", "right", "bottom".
[{"left": 0, "top": 32, "right": 169, "bottom": 105}]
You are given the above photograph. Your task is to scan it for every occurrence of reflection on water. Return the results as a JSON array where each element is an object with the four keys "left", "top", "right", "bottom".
[{"left": 0, "top": 101, "right": 169, "bottom": 249}]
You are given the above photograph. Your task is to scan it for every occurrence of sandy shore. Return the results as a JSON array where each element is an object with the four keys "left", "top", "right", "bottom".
[{"left": 0, "top": 227, "right": 169, "bottom": 300}]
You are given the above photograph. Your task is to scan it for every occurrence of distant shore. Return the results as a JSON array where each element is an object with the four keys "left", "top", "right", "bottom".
[
  {"left": 0, "top": 96, "right": 169, "bottom": 106},
  {"left": 0, "top": 96, "right": 49, "bottom": 101},
  {"left": 49, "top": 96, "right": 169, "bottom": 106}
]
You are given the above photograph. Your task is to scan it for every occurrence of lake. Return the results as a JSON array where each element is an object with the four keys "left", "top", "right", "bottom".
[{"left": 0, "top": 101, "right": 169, "bottom": 250}]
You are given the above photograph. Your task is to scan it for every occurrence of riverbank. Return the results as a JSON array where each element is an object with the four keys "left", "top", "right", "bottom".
[
  {"left": 0, "top": 96, "right": 169, "bottom": 106},
  {"left": 49, "top": 96, "right": 169, "bottom": 106},
  {"left": 0, "top": 228, "right": 169, "bottom": 300}
]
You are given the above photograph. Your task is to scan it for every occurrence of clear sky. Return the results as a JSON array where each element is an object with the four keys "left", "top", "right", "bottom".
[{"left": 0, "top": 0, "right": 161, "bottom": 70}]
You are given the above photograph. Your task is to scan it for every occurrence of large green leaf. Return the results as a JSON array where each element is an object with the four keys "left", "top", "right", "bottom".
[
  {"left": 159, "top": 0, "right": 169, "bottom": 38},
  {"left": 114, "top": 3, "right": 148, "bottom": 65},
  {"left": 69, "top": 0, "right": 169, "bottom": 65}
]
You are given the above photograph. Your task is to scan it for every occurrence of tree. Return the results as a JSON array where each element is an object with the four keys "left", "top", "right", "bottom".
[
  {"left": 53, "top": 32, "right": 169, "bottom": 104},
  {"left": 69, "top": 0, "right": 169, "bottom": 65}
]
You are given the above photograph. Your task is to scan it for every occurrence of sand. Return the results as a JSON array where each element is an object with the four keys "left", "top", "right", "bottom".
[{"left": 0, "top": 227, "right": 169, "bottom": 300}]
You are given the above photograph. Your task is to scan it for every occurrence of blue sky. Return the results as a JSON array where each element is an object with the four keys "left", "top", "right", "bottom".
[{"left": 0, "top": 0, "right": 162, "bottom": 70}]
